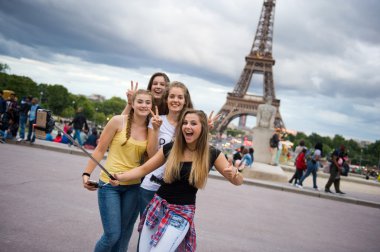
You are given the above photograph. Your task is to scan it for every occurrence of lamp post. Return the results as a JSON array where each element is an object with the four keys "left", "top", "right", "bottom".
[
  {"left": 40, "top": 91, "right": 43, "bottom": 103},
  {"left": 95, "top": 107, "right": 98, "bottom": 126},
  {"left": 359, "top": 148, "right": 363, "bottom": 167}
]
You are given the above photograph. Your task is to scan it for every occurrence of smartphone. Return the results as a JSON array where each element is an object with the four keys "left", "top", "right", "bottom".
[{"left": 86, "top": 180, "right": 99, "bottom": 188}]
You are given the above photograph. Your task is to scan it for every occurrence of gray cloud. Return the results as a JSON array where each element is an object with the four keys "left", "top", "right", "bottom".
[{"left": 0, "top": 0, "right": 379, "bottom": 140}]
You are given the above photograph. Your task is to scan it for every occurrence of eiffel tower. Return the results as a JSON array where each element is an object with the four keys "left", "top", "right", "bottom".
[{"left": 215, "top": 0, "right": 284, "bottom": 133}]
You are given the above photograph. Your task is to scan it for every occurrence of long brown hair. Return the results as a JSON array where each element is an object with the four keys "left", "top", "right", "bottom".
[
  {"left": 162, "top": 81, "right": 194, "bottom": 116},
  {"left": 121, "top": 89, "right": 153, "bottom": 146},
  {"left": 146, "top": 72, "right": 170, "bottom": 115},
  {"left": 163, "top": 109, "right": 210, "bottom": 189}
]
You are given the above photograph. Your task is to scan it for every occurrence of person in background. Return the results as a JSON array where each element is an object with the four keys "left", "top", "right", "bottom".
[
  {"left": 0, "top": 91, "right": 6, "bottom": 116},
  {"left": 84, "top": 128, "right": 99, "bottom": 150},
  {"left": 60, "top": 128, "right": 72, "bottom": 144},
  {"left": 269, "top": 133, "right": 280, "bottom": 165},
  {"left": 70, "top": 107, "right": 88, "bottom": 146},
  {"left": 289, "top": 148, "right": 307, "bottom": 185},
  {"left": 18, "top": 96, "right": 31, "bottom": 140},
  {"left": 45, "top": 130, "right": 53, "bottom": 141},
  {"left": 293, "top": 140, "right": 306, "bottom": 161},
  {"left": 325, "top": 145, "right": 346, "bottom": 194},
  {"left": 26, "top": 97, "right": 40, "bottom": 144},
  {"left": 233, "top": 145, "right": 245, "bottom": 165},
  {"left": 114, "top": 109, "right": 243, "bottom": 251},
  {"left": 80, "top": 128, "right": 89, "bottom": 146},
  {"left": 54, "top": 131, "right": 62, "bottom": 143},
  {"left": 0, "top": 117, "right": 17, "bottom": 143},
  {"left": 237, "top": 148, "right": 253, "bottom": 171},
  {"left": 296, "top": 149, "right": 321, "bottom": 190},
  {"left": 63, "top": 120, "right": 71, "bottom": 133}
]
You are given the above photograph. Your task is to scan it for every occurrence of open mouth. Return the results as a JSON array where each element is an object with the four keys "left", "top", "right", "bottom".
[
  {"left": 184, "top": 132, "right": 194, "bottom": 139},
  {"left": 153, "top": 89, "right": 163, "bottom": 95}
]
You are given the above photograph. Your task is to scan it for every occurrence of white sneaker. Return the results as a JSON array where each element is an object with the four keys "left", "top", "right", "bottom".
[
  {"left": 314, "top": 188, "right": 319, "bottom": 191},
  {"left": 296, "top": 184, "right": 303, "bottom": 189}
]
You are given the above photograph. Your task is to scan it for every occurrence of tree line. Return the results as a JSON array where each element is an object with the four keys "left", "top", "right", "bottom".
[
  {"left": 0, "top": 69, "right": 126, "bottom": 127},
  {"left": 1, "top": 63, "right": 379, "bottom": 167}
]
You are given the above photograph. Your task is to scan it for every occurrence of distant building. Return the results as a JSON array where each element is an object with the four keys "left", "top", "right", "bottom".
[{"left": 87, "top": 94, "right": 105, "bottom": 102}]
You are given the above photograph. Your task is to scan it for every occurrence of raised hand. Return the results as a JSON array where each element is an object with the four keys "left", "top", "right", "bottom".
[
  {"left": 126, "top": 81, "right": 139, "bottom": 105},
  {"left": 207, "top": 110, "right": 221, "bottom": 130},
  {"left": 150, "top": 106, "right": 162, "bottom": 130}
]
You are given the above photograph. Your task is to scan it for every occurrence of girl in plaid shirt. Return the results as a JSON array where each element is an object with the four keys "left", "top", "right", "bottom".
[{"left": 114, "top": 109, "right": 243, "bottom": 251}]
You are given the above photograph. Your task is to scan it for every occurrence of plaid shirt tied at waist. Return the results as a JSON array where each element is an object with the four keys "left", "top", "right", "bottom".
[{"left": 138, "top": 194, "right": 196, "bottom": 252}]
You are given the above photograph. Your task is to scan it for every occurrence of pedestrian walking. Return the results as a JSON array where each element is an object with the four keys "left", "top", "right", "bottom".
[
  {"left": 70, "top": 107, "right": 88, "bottom": 146},
  {"left": 297, "top": 149, "right": 321, "bottom": 190}
]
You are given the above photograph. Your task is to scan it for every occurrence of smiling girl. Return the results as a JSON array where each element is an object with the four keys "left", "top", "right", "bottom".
[
  {"left": 139, "top": 81, "right": 194, "bottom": 214},
  {"left": 82, "top": 89, "right": 153, "bottom": 252},
  {"left": 113, "top": 109, "right": 243, "bottom": 251}
]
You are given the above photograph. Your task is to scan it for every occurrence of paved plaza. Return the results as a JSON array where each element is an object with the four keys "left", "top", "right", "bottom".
[{"left": 1, "top": 143, "right": 379, "bottom": 251}]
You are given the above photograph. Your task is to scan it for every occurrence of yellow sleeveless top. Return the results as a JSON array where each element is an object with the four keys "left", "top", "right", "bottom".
[{"left": 100, "top": 119, "right": 147, "bottom": 185}]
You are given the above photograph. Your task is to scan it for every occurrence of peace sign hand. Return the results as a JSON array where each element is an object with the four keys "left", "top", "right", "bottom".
[
  {"left": 207, "top": 110, "right": 221, "bottom": 130},
  {"left": 150, "top": 106, "right": 162, "bottom": 130},
  {"left": 126, "top": 81, "right": 138, "bottom": 105}
]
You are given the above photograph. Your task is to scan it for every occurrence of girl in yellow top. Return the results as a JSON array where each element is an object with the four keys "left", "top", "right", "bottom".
[{"left": 82, "top": 89, "right": 153, "bottom": 252}]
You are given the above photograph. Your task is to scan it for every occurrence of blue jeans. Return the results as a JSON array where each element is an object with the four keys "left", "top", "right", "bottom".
[
  {"left": 27, "top": 119, "right": 36, "bottom": 142},
  {"left": 139, "top": 187, "right": 156, "bottom": 215},
  {"left": 19, "top": 114, "right": 27, "bottom": 139},
  {"left": 95, "top": 181, "right": 140, "bottom": 252},
  {"left": 299, "top": 166, "right": 318, "bottom": 188},
  {"left": 73, "top": 129, "right": 82, "bottom": 145}
]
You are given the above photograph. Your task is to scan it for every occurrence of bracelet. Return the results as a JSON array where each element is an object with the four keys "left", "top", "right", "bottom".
[{"left": 82, "top": 172, "right": 91, "bottom": 177}]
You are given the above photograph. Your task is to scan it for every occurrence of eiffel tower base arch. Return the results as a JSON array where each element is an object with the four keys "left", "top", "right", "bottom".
[{"left": 240, "top": 127, "right": 288, "bottom": 183}]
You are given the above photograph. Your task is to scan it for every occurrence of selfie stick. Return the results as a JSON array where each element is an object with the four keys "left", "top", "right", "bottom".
[{"left": 34, "top": 123, "right": 115, "bottom": 180}]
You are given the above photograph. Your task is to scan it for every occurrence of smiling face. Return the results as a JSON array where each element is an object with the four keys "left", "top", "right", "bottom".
[
  {"left": 132, "top": 93, "right": 153, "bottom": 117},
  {"left": 182, "top": 113, "right": 202, "bottom": 145},
  {"left": 167, "top": 87, "right": 186, "bottom": 113},
  {"left": 150, "top": 76, "right": 167, "bottom": 100}
]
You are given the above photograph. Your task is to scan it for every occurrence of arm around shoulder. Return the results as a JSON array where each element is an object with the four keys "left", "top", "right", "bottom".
[{"left": 115, "top": 147, "right": 166, "bottom": 182}]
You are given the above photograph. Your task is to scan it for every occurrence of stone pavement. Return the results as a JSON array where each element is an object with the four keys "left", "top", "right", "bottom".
[
  {"left": 3, "top": 138, "right": 380, "bottom": 208},
  {"left": 1, "top": 143, "right": 380, "bottom": 252}
]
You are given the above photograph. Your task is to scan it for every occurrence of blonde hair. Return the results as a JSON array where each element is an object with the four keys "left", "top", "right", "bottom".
[
  {"left": 163, "top": 109, "right": 210, "bottom": 189},
  {"left": 121, "top": 89, "right": 153, "bottom": 146}
]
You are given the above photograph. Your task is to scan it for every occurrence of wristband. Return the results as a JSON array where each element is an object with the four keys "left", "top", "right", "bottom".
[{"left": 82, "top": 172, "right": 91, "bottom": 177}]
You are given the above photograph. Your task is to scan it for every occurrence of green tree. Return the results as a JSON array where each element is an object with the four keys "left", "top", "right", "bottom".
[
  {"left": 332, "top": 134, "right": 345, "bottom": 149},
  {"left": 0, "top": 73, "right": 39, "bottom": 98},
  {"left": 0, "top": 63, "right": 10, "bottom": 73},
  {"left": 44, "top": 84, "right": 71, "bottom": 115},
  {"left": 102, "top": 97, "right": 126, "bottom": 117}
]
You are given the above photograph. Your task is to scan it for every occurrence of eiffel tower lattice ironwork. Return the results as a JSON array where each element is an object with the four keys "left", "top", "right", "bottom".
[{"left": 214, "top": 0, "right": 285, "bottom": 133}]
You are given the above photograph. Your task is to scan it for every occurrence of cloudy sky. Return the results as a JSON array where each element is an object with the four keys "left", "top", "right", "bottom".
[{"left": 0, "top": 0, "right": 379, "bottom": 141}]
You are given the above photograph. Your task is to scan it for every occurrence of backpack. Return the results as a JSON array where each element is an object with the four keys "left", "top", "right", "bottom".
[
  {"left": 269, "top": 135, "right": 279, "bottom": 148},
  {"left": 341, "top": 162, "right": 349, "bottom": 176},
  {"left": 305, "top": 148, "right": 315, "bottom": 161}
]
